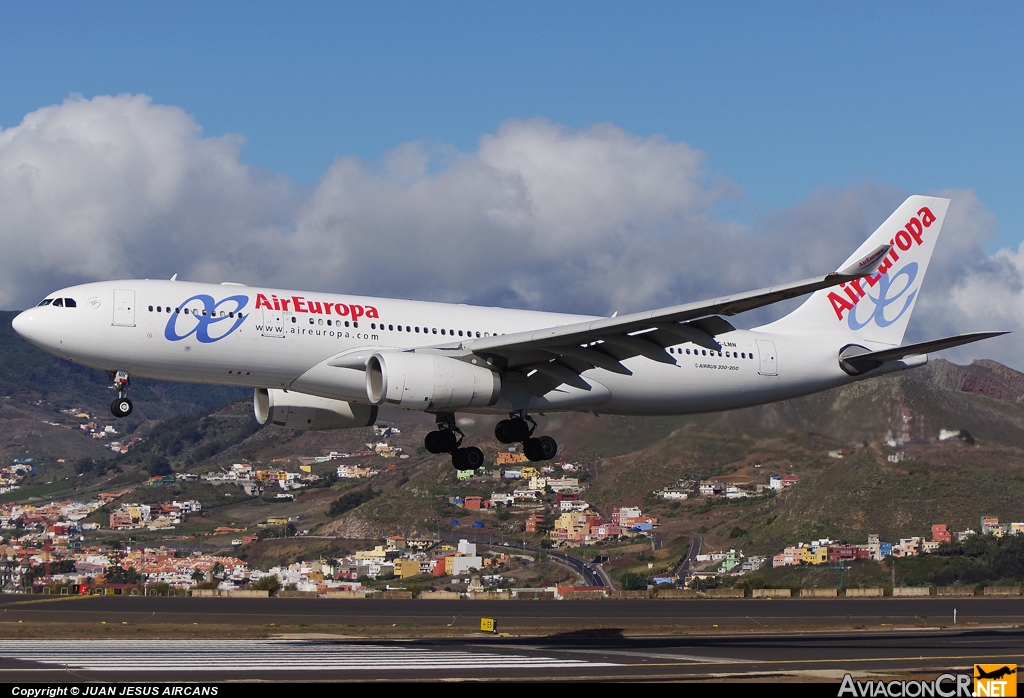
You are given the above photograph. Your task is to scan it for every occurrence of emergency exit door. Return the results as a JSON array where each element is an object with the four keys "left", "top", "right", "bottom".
[
  {"left": 112, "top": 289, "right": 136, "bottom": 326},
  {"left": 756, "top": 339, "right": 778, "bottom": 376}
]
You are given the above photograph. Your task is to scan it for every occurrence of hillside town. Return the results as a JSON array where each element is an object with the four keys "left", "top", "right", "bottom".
[{"left": 0, "top": 406, "right": 1022, "bottom": 601}]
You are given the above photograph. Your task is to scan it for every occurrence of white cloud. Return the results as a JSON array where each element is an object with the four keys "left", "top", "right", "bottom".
[
  {"left": 0, "top": 94, "right": 1018, "bottom": 368},
  {"left": 0, "top": 93, "right": 297, "bottom": 307}
]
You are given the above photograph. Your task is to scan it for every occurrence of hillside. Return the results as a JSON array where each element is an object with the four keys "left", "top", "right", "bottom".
[
  {"left": 0, "top": 310, "right": 249, "bottom": 496},
  {"left": 0, "top": 310, "right": 248, "bottom": 427}
]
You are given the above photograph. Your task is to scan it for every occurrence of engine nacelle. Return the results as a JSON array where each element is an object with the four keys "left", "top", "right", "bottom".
[
  {"left": 366, "top": 352, "right": 500, "bottom": 410},
  {"left": 254, "top": 388, "right": 377, "bottom": 430}
]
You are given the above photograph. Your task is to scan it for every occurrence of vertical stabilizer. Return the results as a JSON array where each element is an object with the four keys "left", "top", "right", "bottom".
[{"left": 759, "top": 196, "right": 950, "bottom": 347}]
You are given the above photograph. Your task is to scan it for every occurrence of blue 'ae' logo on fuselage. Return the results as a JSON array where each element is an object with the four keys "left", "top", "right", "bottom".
[{"left": 164, "top": 294, "right": 249, "bottom": 343}]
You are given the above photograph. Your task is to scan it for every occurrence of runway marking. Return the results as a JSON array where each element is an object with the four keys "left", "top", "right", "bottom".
[
  {"left": 622, "top": 652, "right": 1024, "bottom": 668},
  {"left": 0, "top": 639, "right": 619, "bottom": 672}
]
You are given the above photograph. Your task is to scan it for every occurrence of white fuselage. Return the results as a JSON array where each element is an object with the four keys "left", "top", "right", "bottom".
[{"left": 10, "top": 279, "right": 916, "bottom": 416}]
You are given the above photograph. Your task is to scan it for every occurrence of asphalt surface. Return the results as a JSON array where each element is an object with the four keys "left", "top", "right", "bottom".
[
  {"left": 1, "top": 594, "right": 1023, "bottom": 633},
  {"left": 547, "top": 550, "right": 605, "bottom": 586},
  {"left": 0, "top": 596, "right": 1022, "bottom": 681},
  {"left": 677, "top": 536, "right": 702, "bottom": 581},
  {"left": 0, "top": 629, "right": 1019, "bottom": 682}
]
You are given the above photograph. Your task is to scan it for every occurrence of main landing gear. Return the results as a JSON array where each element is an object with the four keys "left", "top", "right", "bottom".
[
  {"left": 425, "top": 411, "right": 559, "bottom": 469},
  {"left": 108, "top": 370, "right": 133, "bottom": 418},
  {"left": 424, "top": 413, "right": 484, "bottom": 470},
  {"left": 495, "top": 411, "right": 558, "bottom": 462}
]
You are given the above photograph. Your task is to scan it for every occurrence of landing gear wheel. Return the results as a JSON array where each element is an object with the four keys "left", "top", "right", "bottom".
[
  {"left": 110, "top": 398, "right": 133, "bottom": 418},
  {"left": 503, "top": 417, "right": 532, "bottom": 442},
  {"left": 494, "top": 420, "right": 515, "bottom": 444},
  {"left": 452, "top": 446, "right": 484, "bottom": 470},
  {"left": 425, "top": 430, "right": 458, "bottom": 454},
  {"left": 524, "top": 435, "right": 557, "bottom": 462}
]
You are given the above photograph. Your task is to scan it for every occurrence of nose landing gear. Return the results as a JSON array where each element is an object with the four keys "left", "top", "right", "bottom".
[
  {"left": 495, "top": 412, "right": 558, "bottom": 462},
  {"left": 108, "top": 370, "right": 133, "bottom": 418},
  {"left": 424, "top": 413, "right": 484, "bottom": 470}
]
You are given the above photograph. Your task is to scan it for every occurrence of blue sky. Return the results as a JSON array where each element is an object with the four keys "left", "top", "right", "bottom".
[
  {"left": 2, "top": 2, "right": 1021, "bottom": 249},
  {"left": 1, "top": 2, "right": 1022, "bottom": 367}
]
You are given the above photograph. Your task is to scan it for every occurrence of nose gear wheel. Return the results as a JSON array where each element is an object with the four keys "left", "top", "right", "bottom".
[
  {"left": 108, "top": 370, "right": 133, "bottom": 418},
  {"left": 110, "top": 398, "right": 133, "bottom": 418}
]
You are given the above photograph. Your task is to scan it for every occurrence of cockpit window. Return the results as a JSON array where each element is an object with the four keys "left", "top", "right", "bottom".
[
  {"left": 37, "top": 299, "right": 53, "bottom": 306},
  {"left": 52, "top": 298, "right": 64, "bottom": 307},
  {"left": 64, "top": 298, "right": 77, "bottom": 308}
]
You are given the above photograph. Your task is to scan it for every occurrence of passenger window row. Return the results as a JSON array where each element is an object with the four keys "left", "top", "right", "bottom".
[
  {"left": 301, "top": 317, "right": 497, "bottom": 338},
  {"left": 296, "top": 317, "right": 356, "bottom": 328},
  {"left": 37, "top": 298, "right": 77, "bottom": 307},
  {"left": 148, "top": 305, "right": 239, "bottom": 318},
  {"left": 371, "top": 323, "right": 491, "bottom": 338},
  {"left": 668, "top": 346, "right": 755, "bottom": 359}
]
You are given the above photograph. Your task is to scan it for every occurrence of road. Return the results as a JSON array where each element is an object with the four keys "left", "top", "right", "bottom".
[
  {"left": 439, "top": 531, "right": 608, "bottom": 587},
  {"left": 677, "top": 536, "right": 703, "bottom": 581},
  {"left": 547, "top": 550, "right": 605, "bottom": 587}
]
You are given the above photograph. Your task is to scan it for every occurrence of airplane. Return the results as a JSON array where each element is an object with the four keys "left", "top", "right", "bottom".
[
  {"left": 975, "top": 666, "right": 1017, "bottom": 681},
  {"left": 10, "top": 195, "right": 1006, "bottom": 470}
]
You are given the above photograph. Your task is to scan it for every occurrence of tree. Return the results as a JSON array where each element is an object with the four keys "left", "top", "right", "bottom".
[
  {"left": 104, "top": 565, "right": 141, "bottom": 584},
  {"left": 251, "top": 576, "right": 281, "bottom": 594},
  {"left": 620, "top": 572, "right": 649, "bottom": 591},
  {"left": 150, "top": 457, "right": 173, "bottom": 477},
  {"left": 327, "top": 487, "right": 374, "bottom": 517}
]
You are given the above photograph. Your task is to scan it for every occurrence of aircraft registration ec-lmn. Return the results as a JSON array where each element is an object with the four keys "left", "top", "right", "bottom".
[{"left": 10, "top": 196, "right": 1006, "bottom": 470}]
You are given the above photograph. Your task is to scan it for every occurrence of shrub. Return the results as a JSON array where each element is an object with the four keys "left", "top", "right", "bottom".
[
  {"left": 620, "top": 572, "right": 649, "bottom": 591},
  {"left": 251, "top": 576, "right": 281, "bottom": 594}
]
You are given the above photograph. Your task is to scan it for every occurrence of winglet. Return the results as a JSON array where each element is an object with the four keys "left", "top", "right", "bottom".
[{"left": 836, "top": 244, "right": 891, "bottom": 277}]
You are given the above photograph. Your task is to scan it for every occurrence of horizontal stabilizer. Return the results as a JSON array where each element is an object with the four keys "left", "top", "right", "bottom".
[{"left": 839, "top": 331, "right": 1009, "bottom": 375}]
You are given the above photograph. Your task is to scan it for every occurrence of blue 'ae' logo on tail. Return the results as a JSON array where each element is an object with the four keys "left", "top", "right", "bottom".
[{"left": 847, "top": 262, "right": 918, "bottom": 330}]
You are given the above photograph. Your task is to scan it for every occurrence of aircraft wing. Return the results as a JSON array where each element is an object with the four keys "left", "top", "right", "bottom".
[{"left": 468, "top": 245, "right": 893, "bottom": 378}]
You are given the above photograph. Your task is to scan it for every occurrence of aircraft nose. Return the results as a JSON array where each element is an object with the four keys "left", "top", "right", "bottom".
[{"left": 11, "top": 309, "right": 33, "bottom": 339}]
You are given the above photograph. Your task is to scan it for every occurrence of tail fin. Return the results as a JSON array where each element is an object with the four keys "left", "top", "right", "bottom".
[{"left": 761, "top": 195, "right": 950, "bottom": 346}]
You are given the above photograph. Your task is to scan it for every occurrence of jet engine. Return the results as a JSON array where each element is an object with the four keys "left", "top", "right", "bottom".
[
  {"left": 366, "top": 352, "right": 500, "bottom": 410},
  {"left": 254, "top": 388, "right": 377, "bottom": 430}
]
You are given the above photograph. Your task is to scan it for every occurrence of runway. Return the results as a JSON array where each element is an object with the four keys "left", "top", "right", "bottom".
[
  {"left": 0, "top": 630, "right": 1020, "bottom": 681},
  {"left": 0, "top": 638, "right": 615, "bottom": 672},
  {"left": 0, "top": 595, "right": 1021, "bottom": 680}
]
